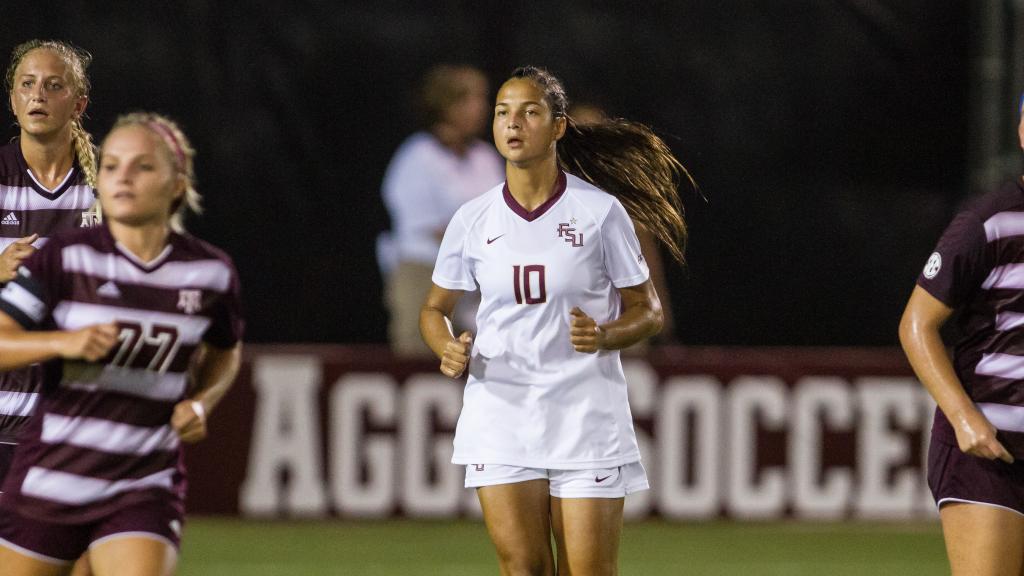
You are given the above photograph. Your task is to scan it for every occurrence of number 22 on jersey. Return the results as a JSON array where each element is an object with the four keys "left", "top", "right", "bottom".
[{"left": 108, "top": 321, "right": 181, "bottom": 373}]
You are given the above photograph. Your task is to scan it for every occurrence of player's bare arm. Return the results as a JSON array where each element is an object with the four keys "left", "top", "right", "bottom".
[
  {"left": 899, "top": 285, "right": 1013, "bottom": 463},
  {"left": 172, "top": 342, "right": 242, "bottom": 444},
  {"left": 420, "top": 284, "right": 471, "bottom": 377},
  {"left": 570, "top": 280, "right": 663, "bottom": 353},
  {"left": 0, "top": 310, "right": 118, "bottom": 369}
]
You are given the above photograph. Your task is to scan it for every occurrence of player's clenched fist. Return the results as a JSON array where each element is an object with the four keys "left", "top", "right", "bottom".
[
  {"left": 440, "top": 331, "right": 472, "bottom": 378},
  {"left": 570, "top": 307, "right": 603, "bottom": 353},
  {"left": 953, "top": 406, "right": 1015, "bottom": 463},
  {"left": 172, "top": 400, "right": 208, "bottom": 444},
  {"left": 55, "top": 322, "right": 119, "bottom": 361},
  {"left": 0, "top": 234, "right": 38, "bottom": 282}
]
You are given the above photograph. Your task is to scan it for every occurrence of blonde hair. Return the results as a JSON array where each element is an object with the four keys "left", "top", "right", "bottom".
[
  {"left": 6, "top": 40, "right": 100, "bottom": 220},
  {"left": 103, "top": 112, "right": 202, "bottom": 232}
]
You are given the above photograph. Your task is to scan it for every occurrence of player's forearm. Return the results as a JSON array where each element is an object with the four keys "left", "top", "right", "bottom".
[
  {"left": 419, "top": 306, "right": 455, "bottom": 359},
  {"left": 599, "top": 301, "right": 664, "bottom": 350},
  {"left": 0, "top": 329, "right": 65, "bottom": 369},
  {"left": 189, "top": 343, "right": 241, "bottom": 417},
  {"left": 899, "top": 313, "right": 974, "bottom": 419}
]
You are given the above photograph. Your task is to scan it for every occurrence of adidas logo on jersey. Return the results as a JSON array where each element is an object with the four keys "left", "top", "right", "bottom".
[
  {"left": 1, "top": 212, "right": 19, "bottom": 226},
  {"left": 97, "top": 281, "right": 121, "bottom": 299}
]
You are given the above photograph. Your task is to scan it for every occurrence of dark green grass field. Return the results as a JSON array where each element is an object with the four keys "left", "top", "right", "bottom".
[{"left": 177, "top": 518, "right": 947, "bottom": 575}]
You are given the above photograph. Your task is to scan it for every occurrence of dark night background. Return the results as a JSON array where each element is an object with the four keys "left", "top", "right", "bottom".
[{"left": 3, "top": 1, "right": 1008, "bottom": 346}]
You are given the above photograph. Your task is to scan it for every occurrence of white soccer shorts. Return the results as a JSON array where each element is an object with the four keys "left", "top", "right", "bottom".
[{"left": 464, "top": 461, "right": 649, "bottom": 498}]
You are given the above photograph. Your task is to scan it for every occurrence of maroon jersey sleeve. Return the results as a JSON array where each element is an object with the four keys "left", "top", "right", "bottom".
[
  {"left": 202, "top": 261, "right": 244, "bottom": 348},
  {"left": 0, "top": 240, "right": 63, "bottom": 329},
  {"left": 916, "top": 211, "right": 988, "bottom": 308}
]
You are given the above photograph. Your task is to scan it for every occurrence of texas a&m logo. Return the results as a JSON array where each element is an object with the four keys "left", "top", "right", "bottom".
[
  {"left": 80, "top": 210, "right": 100, "bottom": 228},
  {"left": 557, "top": 219, "right": 583, "bottom": 247},
  {"left": 177, "top": 289, "right": 202, "bottom": 315}
]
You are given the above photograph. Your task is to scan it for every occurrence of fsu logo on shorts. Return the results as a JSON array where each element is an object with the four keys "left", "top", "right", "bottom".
[
  {"left": 177, "top": 289, "right": 202, "bottom": 315},
  {"left": 557, "top": 219, "right": 583, "bottom": 247}
]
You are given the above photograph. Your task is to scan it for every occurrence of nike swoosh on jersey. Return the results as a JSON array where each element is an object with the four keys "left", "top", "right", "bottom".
[
  {"left": 595, "top": 474, "right": 613, "bottom": 483},
  {"left": 486, "top": 234, "right": 505, "bottom": 244}
]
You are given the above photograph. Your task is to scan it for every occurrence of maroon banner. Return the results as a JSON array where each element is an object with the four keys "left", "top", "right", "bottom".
[{"left": 185, "top": 345, "right": 936, "bottom": 520}]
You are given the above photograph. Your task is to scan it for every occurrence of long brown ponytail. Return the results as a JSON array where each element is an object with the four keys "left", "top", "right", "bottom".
[{"left": 509, "top": 66, "right": 693, "bottom": 264}]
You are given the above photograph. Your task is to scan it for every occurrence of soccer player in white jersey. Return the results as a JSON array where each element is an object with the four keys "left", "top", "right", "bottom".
[
  {"left": 421, "top": 66, "right": 690, "bottom": 575},
  {"left": 1, "top": 40, "right": 101, "bottom": 576},
  {"left": 900, "top": 96, "right": 1024, "bottom": 576},
  {"left": 0, "top": 112, "right": 242, "bottom": 576}
]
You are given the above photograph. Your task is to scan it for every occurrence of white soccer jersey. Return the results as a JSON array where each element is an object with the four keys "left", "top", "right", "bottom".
[{"left": 433, "top": 172, "right": 650, "bottom": 469}]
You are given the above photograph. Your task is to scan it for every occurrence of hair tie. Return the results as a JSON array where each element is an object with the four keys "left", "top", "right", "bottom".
[{"left": 146, "top": 120, "right": 186, "bottom": 171}]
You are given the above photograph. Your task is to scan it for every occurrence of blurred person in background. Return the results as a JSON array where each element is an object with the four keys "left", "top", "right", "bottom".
[
  {"left": 900, "top": 96, "right": 1024, "bottom": 576},
  {"left": 379, "top": 64, "right": 504, "bottom": 357},
  {"left": 421, "top": 66, "right": 690, "bottom": 576},
  {"left": 1, "top": 39, "right": 102, "bottom": 576},
  {"left": 0, "top": 113, "right": 242, "bottom": 576}
]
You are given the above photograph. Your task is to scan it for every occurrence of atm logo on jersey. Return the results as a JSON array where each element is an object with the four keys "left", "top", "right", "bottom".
[
  {"left": 177, "top": 289, "right": 202, "bottom": 314},
  {"left": 557, "top": 222, "right": 583, "bottom": 247}
]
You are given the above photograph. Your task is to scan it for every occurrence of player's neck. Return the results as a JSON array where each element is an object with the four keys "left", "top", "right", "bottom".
[
  {"left": 506, "top": 160, "right": 560, "bottom": 212},
  {"left": 108, "top": 220, "right": 172, "bottom": 264},
  {"left": 19, "top": 131, "right": 75, "bottom": 189}
]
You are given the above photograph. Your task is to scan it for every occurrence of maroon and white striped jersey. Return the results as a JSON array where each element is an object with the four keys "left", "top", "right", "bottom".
[
  {"left": 0, "top": 225, "right": 242, "bottom": 522},
  {"left": 0, "top": 139, "right": 97, "bottom": 444},
  {"left": 918, "top": 179, "right": 1024, "bottom": 457}
]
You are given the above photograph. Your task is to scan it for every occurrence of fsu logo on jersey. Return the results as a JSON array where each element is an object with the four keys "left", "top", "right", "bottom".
[
  {"left": 177, "top": 289, "right": 202, "bottom": 315},
  {"left": 557, "top": 220, "right": 583, "bottom": 247}
]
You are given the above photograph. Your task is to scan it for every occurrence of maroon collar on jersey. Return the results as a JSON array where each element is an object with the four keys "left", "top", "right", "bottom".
[
  {"left": 13, "top": 137, "right": 82, "bottom": 201},
  {"left": 503, "top": 171, "right": 567, "bottom": 222},
  {"left": 96, "top": 223, "right": 179, "bottom": 273}
]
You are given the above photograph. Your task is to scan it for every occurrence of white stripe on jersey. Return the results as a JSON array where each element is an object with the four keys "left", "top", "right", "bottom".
[
  {"left": 996, "top": 311, "right": 1024, "bottom": 332},
  {"left": 978, "top": 402, "right": 1024, "bottom": 433},
  {"left": 62, "top": 370, "right": 187, "bottom": 403},
  {"left": 0, "top": 391, "right": 39, "bottom": 417},
  {"left": 41, "top": 414, "right": 179, "bottom": 455},
  {"left": 982, "top": 264, "right": 1024, "bottom": 291},
  {"left": 0, "top": 184, "right": 94, "bottom": 211},
  {"left": 54, "top": 301, "right": 211, "bottom": 344},
  {"left": 1, "top": 281, "right": 46, "bottom": 323},
  {"left": 61, "top": 244, "right": 232, "bottom": 292},
  {"left": 976, "top": 352, "right": 1024, "bottom": 380},
  {"left": 22, "top": 466, "right": 175, "bottom": 505},
  {"left": 984, "top": 212, "right": 1024, "bottom": 242}
]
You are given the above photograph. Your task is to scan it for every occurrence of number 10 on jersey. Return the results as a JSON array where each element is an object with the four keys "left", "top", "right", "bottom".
[{"left": 513, "top": 265, "right": 546, "bottom": 304}]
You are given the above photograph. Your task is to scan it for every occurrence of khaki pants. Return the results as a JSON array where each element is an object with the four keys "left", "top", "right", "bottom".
[{"left": 385, "top": 262, "right": 479, "bottom": 357}]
